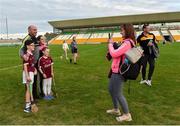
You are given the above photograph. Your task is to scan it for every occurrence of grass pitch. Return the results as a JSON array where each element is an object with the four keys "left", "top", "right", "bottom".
[{"left": 0, "top": 43, "right": 179, "bottom": 124}]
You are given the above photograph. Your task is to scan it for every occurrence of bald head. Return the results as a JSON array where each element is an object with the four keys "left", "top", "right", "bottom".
[{"left": 28, "top": 25, "right": 37, "bottom": 37}]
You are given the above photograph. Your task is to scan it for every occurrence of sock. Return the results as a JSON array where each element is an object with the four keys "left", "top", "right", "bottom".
[{"left": 25, "top": 102, "right": 31, "bottom": 108}]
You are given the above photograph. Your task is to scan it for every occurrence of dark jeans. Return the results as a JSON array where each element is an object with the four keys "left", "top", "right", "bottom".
[{"left": 141, "top": 54, "right": 155, "bottom": 80}]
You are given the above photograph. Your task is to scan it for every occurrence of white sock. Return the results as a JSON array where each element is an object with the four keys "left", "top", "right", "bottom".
[
  {"left": 47, "top": 78, "right": 52, "bottom": 95},
  {"left": 25, "top": 102, "right": 31, "bottom": 108},
  {"left": 43, "top": 79, "right": 48, "bottom": 96}
]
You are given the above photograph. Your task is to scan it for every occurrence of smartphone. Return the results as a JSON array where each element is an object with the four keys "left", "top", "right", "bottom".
[
  {"left": 108, "top": 33, "right": 111, "bottom": 39},
  {"left": 149, "top": 39, "right": 153, "bottom": 43}
]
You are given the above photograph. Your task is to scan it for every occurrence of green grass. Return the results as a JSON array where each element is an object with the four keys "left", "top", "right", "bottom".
[{"left": 0, "top": 43, "right": 180, "bottom": 125}]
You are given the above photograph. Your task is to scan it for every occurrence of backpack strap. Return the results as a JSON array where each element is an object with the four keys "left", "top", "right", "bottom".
[
  {"left": 119, "top": 39, "right": 135, "bottom": 74},
  {"left": 120, "top": 55, "right": 123, "bottom": 66},
  {"left": 119, "top": 39, "right": 134, "bottom": 65},
  {"left": 126, "top": 39, "right": 135, "bottom": 48}
]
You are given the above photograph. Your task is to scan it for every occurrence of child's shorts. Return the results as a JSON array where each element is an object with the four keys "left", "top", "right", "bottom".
[{"left": 22, "top": 71, "right": 34, "bottom": 84}]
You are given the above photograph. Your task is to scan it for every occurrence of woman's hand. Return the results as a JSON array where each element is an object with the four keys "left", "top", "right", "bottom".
[
  {"left": 147, "top": 42, "right": 153, "bottom": 46},
  {"left": 108, "top": 38, "right": 113, "bottom": 44}
]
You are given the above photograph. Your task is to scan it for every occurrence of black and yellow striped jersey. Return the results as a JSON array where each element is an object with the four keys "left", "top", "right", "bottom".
[{"left": 137, "top": 32, "right": 156, "bottom": 55}]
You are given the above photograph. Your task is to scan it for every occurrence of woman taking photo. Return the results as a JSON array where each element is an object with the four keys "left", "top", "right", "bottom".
[{"left": 107, "top": 24, "right": 136, "bottom": 122}]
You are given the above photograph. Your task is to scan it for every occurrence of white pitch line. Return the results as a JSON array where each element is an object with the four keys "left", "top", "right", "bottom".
[
  {"left": 0, "top": 45, "right": 103, "bottom": 71},
  {"left": 0, "top": 64, "right": 22, "bottom": 71}
]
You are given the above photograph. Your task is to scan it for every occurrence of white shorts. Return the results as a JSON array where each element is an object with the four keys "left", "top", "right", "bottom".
[{"left": 22, "top": 71, "right": 34, "bottom": 84}]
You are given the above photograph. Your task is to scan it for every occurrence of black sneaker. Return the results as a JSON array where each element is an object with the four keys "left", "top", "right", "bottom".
[{"left": 24, "top": 107, "right": 31, "bottom": 113}]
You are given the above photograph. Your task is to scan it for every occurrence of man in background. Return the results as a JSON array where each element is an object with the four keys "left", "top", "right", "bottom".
[{"left": 137, "top": 24, "right": 159, "bottom": 86}]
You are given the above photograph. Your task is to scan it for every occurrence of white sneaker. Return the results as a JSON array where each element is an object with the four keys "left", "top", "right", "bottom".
[
  {"left": 106, "top": 109, "right": 121, "bottom": 116},
  {"left": 146, "top": 80, "right": 152, "bottom": 86},
  {"left": 140, "top": 80, "right": 147, "bottom": 84},
  {"left": 116, "top": 113, "right": 132, "bottom": 122}
]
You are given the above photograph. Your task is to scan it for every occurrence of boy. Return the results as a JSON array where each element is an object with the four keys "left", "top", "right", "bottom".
[
  {"left": 38, "top": 47, "right": 54, "bottom": 100},
  {"left": 23, "top": 40, "right": 37, "bottom": 113}
]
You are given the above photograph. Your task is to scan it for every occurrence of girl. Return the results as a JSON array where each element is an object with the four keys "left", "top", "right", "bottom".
[
  {"left": 37, "top": 35, "right": 48, "bottom": 97},
  {"left": 62, "top": 40, "right": 69, "bottom": 60},
  {"left": 37, "top": 35, "right": 48, "bottom": 57},
  {"left": 38, "top": 47, "right": 54, "bottom": 100},
  {"left": 107, "top": 24, "right": 136, "bottom": 122}
]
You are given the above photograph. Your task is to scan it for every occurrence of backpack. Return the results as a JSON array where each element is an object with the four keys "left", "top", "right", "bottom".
[
  {"left": 152, "top": 42, "right": 159, "bottom": 58},
  {"left": 119, "top": 40, "right": 143, "bottom": 81}
]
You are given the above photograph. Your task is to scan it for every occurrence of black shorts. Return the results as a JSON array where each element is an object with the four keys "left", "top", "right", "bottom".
[{"left": 72, "top": 48, "right": 78, "bottom": 54}]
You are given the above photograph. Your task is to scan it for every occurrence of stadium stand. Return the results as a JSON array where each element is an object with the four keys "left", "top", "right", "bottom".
[
  {"left": 48, "top": 12, "right": 180, "bottom": 44},
  {"left": 169, "top": 30, "right": 180, "bottom": 42},
  {"left": 49, "top": 30, "right": 163, "bottom": 44}
]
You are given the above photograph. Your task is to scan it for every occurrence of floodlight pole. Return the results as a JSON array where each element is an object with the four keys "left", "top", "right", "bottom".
[{"left": 5, "top": 16, "right": 8, "bottom": 39}]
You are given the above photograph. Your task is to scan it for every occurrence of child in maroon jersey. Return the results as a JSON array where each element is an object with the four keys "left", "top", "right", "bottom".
[
  {"left": 38, "top": 47, "right": 54, "bottom": 100},
  {"left": 23, "top": 40, "right": 37, "bottom": 113}
]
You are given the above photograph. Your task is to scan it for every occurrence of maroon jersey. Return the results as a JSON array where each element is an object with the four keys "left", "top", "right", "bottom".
[
  {"left": 23, "top": 51, "right": 35, "bottom": 72},
  {"left": 38, "top": 56, "right": 53, "bottom": 78}
]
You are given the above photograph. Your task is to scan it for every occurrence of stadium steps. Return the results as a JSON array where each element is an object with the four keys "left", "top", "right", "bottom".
[
  {"left": 151, "top": 31, "right": 164, "bottom": 41},
  {"left": 161, "top": 29, "right": 174, "bottom": 42},
  {"left": 49, "top": 30, "right": 175, "bottom": 44},
  {"left": 169, "top": 30, "right": 180, "bottom": 42},
  {"left": 167, "top": 30, "right": 175, "bottom": 42},
  {"left": 48, "top": 35, "right": 61, "bottom": 44}
]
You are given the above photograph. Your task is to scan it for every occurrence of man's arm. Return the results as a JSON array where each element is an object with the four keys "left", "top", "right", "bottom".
[{"left": 19, "top": 35, "right": 31, "bottom": 60}]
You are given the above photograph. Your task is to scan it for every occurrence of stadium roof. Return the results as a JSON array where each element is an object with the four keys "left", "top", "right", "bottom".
[{"left": 48, "top": 11, "right": 180, "bottom": 30}]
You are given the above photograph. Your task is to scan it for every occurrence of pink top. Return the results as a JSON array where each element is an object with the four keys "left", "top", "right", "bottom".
[{"left": 108, "top": 38, "right": 134, "bottom": 73}]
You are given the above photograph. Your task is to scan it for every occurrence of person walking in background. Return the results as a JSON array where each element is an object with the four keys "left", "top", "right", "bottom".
[
  {"left": 70, "top": 36, "right": 78, "bottom": 64},
  {"left": 137, "top": 24, "right": 159, "bottom": 86},
  {"left": 61, "top": 40, "right": 69, "bottom": 60},
  {"left": 107, "top": 24, "right": 135, "bottom": 122}
]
